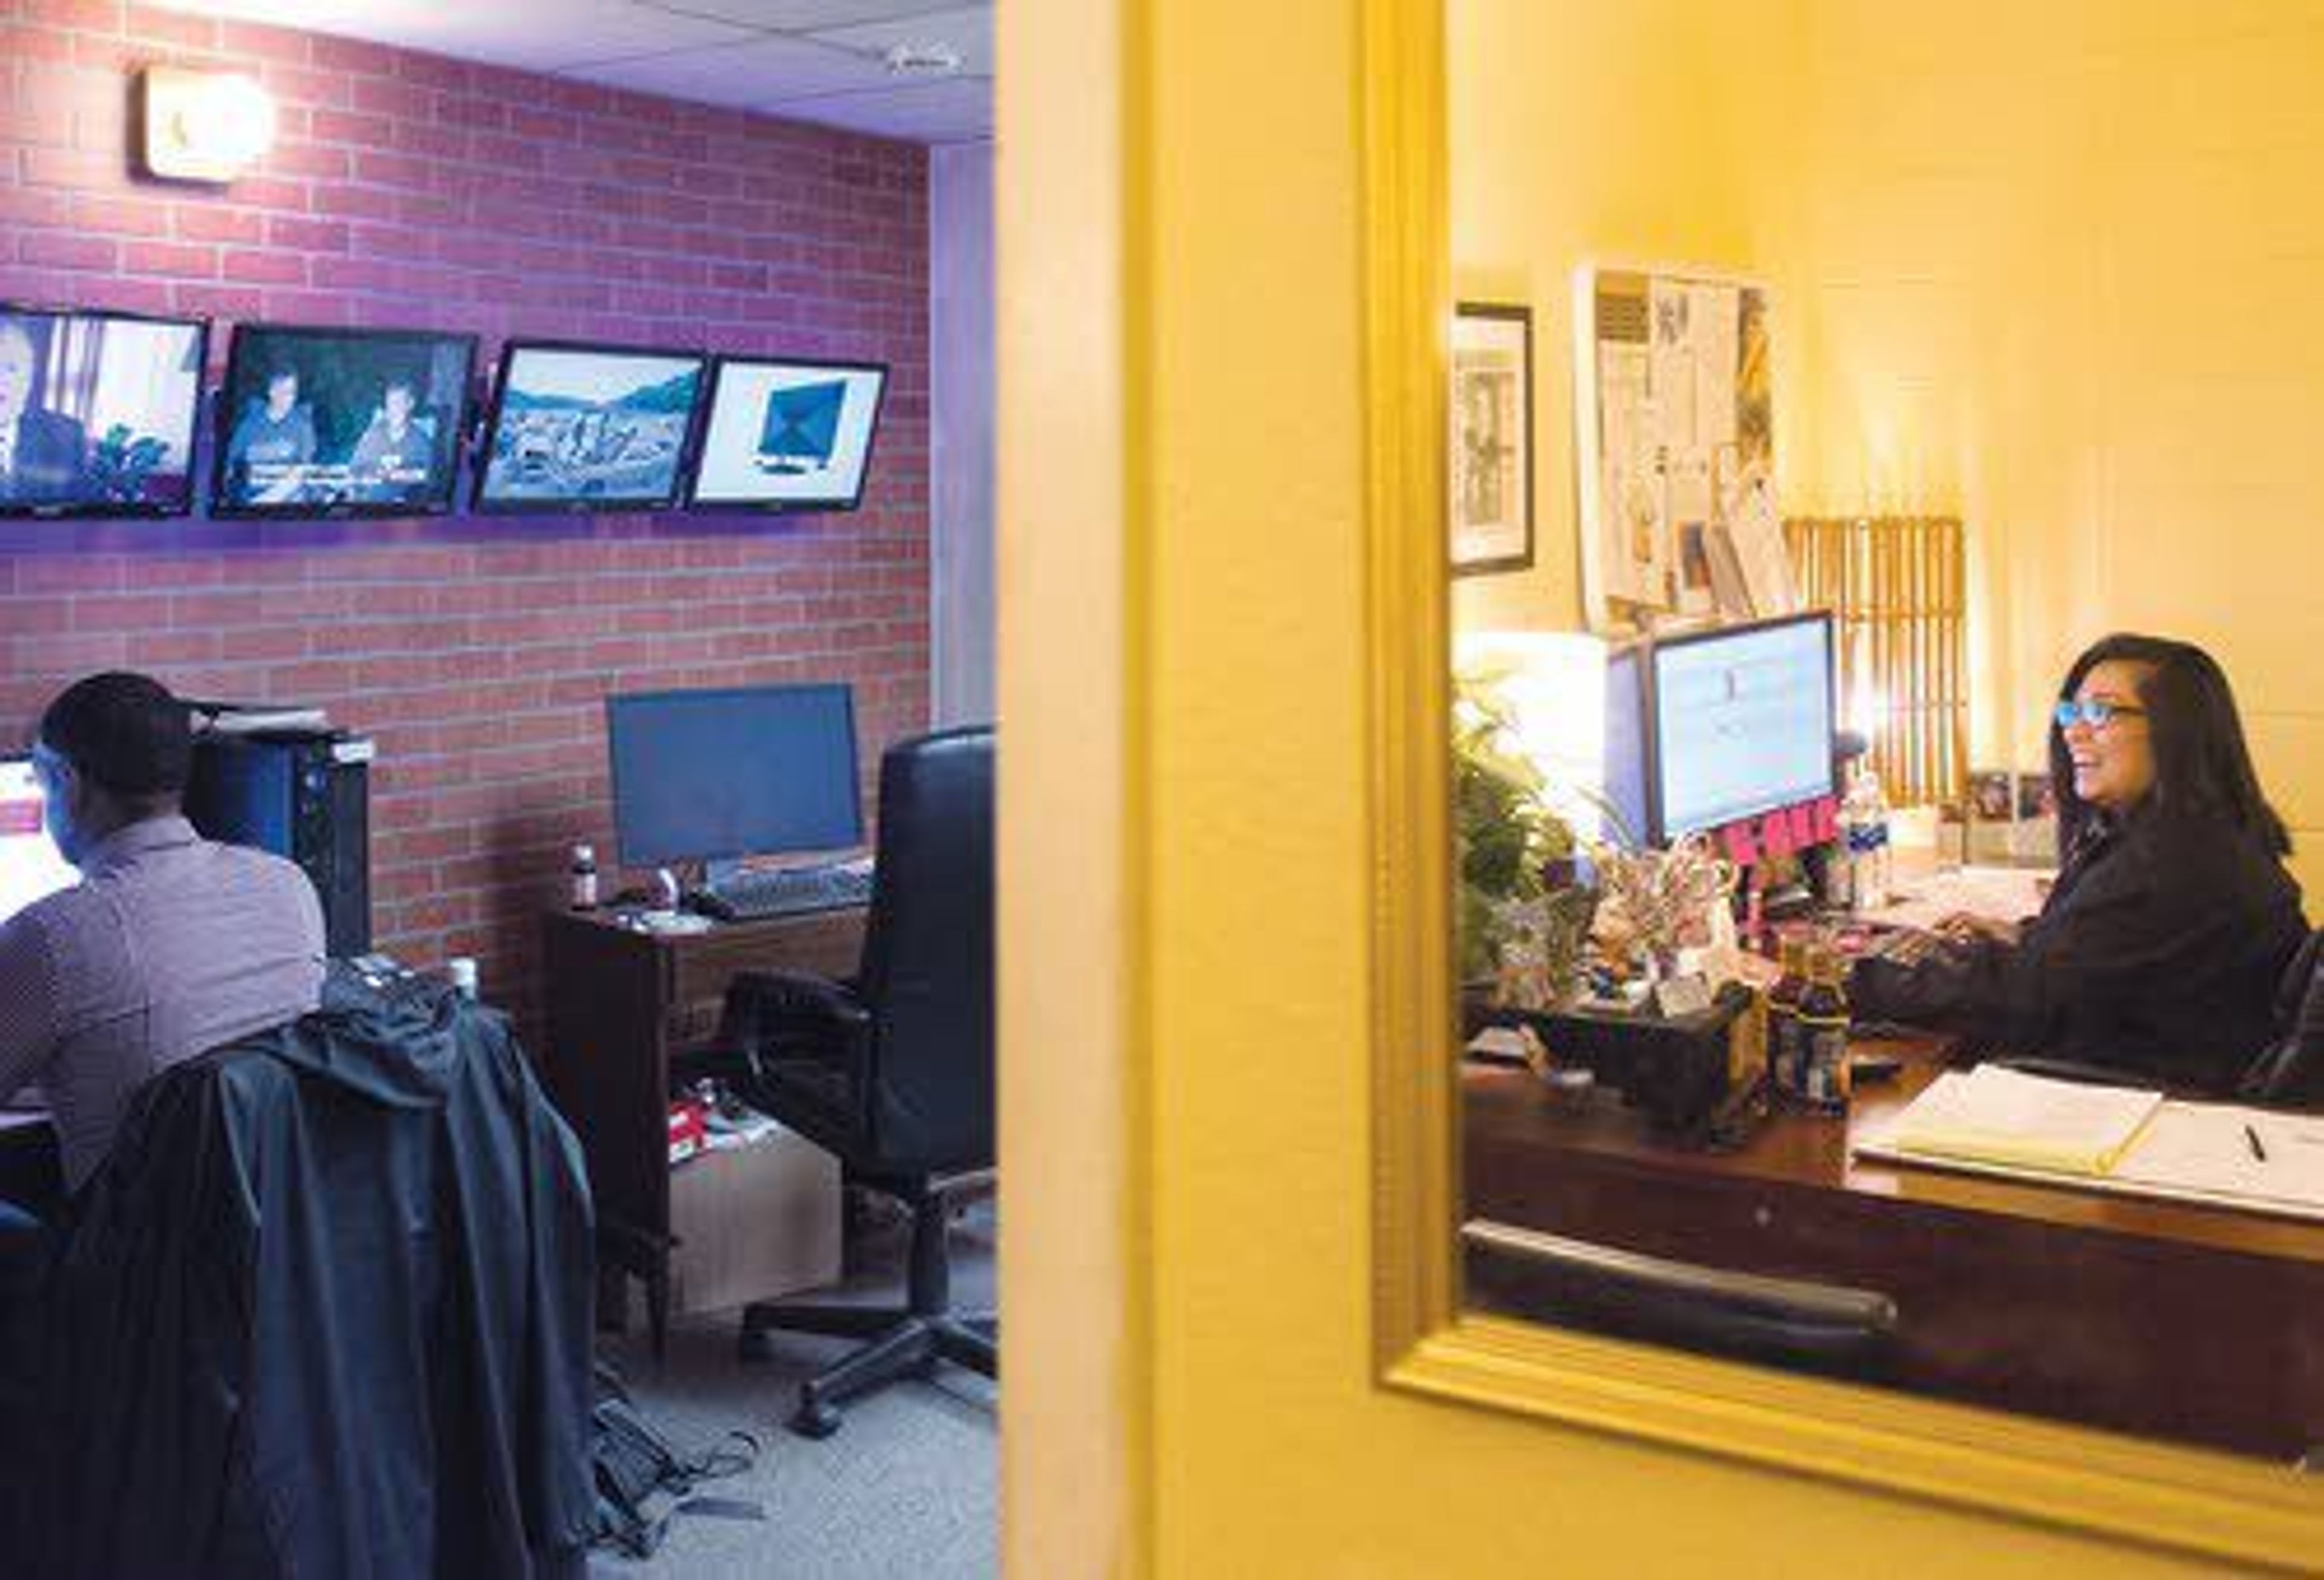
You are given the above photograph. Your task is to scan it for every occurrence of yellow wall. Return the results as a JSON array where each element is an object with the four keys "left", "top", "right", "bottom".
[
  {"left": 1448, "top": 0, "right": 1762, "bottom": 635},
  {"left": 1758, "top": 0, "right": 2324, "bottom": 899},
  {"left": 1003, "top": 0, "right": 2243, "bottom": 1572}
]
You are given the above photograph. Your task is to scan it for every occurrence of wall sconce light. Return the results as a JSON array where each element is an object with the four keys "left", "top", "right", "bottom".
[{"left": 140, "top": 67, "right": 278, "bottom": 183}]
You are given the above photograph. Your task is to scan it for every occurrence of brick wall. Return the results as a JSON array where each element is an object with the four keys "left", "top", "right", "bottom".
[{"left": 0, "top": 1, "right": 931, "bottom": 1021}]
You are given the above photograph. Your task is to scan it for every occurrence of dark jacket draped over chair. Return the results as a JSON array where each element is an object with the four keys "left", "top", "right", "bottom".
[{"left": 9, "top": 974, "right": 596, "bottom": 1580}]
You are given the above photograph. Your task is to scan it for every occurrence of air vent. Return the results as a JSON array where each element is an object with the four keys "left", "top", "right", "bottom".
[{"left": 884, "top": 41, "right": 964, "bottom": 78}]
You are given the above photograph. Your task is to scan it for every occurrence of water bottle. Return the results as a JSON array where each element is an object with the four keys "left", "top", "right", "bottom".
[{"left": 1842, "top": 764, "right": 1891, "bottom": 912}]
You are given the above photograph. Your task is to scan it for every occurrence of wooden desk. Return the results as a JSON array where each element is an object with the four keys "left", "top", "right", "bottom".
[
  {"left": 539, "top": 904, "right": 865, "bottom": 1352},
  {"left": 1464, "top": 1042, "right": 2324, "bottom": 1461}
]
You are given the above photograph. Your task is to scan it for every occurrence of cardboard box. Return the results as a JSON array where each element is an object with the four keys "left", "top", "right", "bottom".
[{"left": 666, "top": 1124, "right": 841, "bottom": 1318}]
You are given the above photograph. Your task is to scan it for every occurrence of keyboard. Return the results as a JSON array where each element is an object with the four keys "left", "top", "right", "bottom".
[{"left": 695, "top": 859, "right": 873, "bottom": 921}]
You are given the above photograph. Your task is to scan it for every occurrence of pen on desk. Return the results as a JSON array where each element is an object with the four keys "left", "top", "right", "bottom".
[{"left": 2244, "top": 1123, "right": 2268, "bottom": 1163}]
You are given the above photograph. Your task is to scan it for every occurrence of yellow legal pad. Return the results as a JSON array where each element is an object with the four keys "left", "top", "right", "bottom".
[{"left": 1880, "top": 1066, "right": 2164, "bottom": 1177}]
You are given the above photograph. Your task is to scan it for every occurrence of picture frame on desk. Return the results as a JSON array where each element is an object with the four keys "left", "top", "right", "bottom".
[{"left": 1449, "top": 302, "right": 1534, "bottom": 577}]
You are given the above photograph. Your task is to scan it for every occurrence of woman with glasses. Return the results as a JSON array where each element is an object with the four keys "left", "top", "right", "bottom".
[{"left": 1852, "top": 633, "right": 2308, "bottom": 1093}]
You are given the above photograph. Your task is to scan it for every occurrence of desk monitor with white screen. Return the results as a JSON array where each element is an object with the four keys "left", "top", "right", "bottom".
[
  {"left": 606, "top": 683, "right": 862, "bottom": 870},
  {"left": 1647, "top": 611, "right": 1836, "bottom": 841},
  {"left": 0, "top": 756, "right": 76, "bottom": 926}
]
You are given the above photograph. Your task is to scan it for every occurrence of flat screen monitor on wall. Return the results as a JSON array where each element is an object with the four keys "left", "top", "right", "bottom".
[
  {"left": 1648, "top": 610, "right": 1837, "bottom": 841},
  {"left": 0, "top": 304, "right": 208, "bottom": 519},
  {"left": 606, "top": 683, "right": 863, "bottom": 868},
  {"left": 212, "top": 323, "right": 476, "bottom": 519},
  {"left": 474, "top": 341, "right": 709, "bottom": 514},
  {"left": 687, "top": 356, "right": 885, "bottom": 513}
]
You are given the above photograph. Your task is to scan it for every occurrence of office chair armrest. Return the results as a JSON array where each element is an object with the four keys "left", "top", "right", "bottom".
[{"left": 719, "top": 971, "right": 870, "bottom": 1067}]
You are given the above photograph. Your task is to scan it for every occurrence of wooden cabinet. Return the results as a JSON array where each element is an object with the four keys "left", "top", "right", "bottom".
[{"left": 539, "top": 904, "right": 865, "bottom": 1352}]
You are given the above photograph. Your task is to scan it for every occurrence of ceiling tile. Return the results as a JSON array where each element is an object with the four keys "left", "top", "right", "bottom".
[
  {"left": 809, "top": 5, "right": 991, "bottom": 79},
  {"left": 372, "top": 1, "right": 753, "bottom": 73},
  {"left": 769, "top": 76, "right": 991, "bottom": 145},
  {"left": 571, "top": 33, "right": 886, "bottom": 107},
  {"left": 651, "top": 1, "right": 956, "bottom": 28}
]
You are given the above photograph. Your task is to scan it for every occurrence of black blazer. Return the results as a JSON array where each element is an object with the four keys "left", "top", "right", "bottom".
[{"left": 1853, "top": 805, "right": 2307, "bottom": 1093}]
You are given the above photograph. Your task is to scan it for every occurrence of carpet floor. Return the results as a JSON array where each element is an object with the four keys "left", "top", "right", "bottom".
[{"left": 586, "top": 1204, "right": 997, "bottom": 1580}]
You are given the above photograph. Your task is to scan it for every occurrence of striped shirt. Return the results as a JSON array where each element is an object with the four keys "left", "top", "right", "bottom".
[{"left": 0, "top": 816, "right": 325, "bottom": 1189}]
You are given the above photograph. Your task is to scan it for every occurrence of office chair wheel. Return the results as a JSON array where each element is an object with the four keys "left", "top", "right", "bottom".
[{"left": 790, "top": 1397, "right": 843, "bottom": 1440}]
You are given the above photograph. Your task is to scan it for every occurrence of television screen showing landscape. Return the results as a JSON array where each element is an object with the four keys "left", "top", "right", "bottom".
[{"left": 478, "top": 343, "right": 706, "bottom": 512}]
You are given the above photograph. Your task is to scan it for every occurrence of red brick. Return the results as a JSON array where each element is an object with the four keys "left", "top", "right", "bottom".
[
  {"left": 20, "top": 232, "right": 117, "bottom": 270},
  {"left": 174, "top": 203, "right": 263, "bottom": 244},
  {"left": 216, "top": 19, "right": 308, "bottom": 64},
  {"left": 126, "top": 4, "right": 218, "bottom": 49},
  {"left": 221, "top": 247, "right": 304, "bottom": 285},
  {"left": 264, "top": 214, "right": 347, "bottom": 252},
  {"left": 24, "top": 0, "right": 122, "bottom": 34},
  {"left": 68, "top": 194, "right": 171, "bottom": 237},
  {"left": 122, "top": 239, "right": 215, "bottom": 277}
]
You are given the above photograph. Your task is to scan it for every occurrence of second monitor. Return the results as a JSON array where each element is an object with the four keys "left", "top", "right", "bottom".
[{"left": 606, "top": 682, "right": 863, "bottom": 873}]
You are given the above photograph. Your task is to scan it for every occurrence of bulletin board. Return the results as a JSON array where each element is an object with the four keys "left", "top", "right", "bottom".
[{"left": 1571, "top": 265, "right": 1797, "bottom": 633}]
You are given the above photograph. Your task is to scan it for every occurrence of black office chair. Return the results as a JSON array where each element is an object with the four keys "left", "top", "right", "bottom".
[
  {"left": 718, "top": 724, "right": 996, "bottom": 1438},
  {"left": 2241, "top": 929, "right": 2324, "bottom": 1110},
  {"left": 1461, "top": 1220, "right": 1900, "bottom": 1382}
]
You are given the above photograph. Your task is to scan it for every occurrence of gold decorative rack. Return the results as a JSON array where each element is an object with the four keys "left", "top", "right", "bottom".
[{"left": 1783, "top": 514, "right": 1968, "bottom": 808}]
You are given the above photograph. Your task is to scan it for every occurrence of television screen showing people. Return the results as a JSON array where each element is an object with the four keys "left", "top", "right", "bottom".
[
  {"left": 0, "top": 306, "right": 206, "bottom": 518},
  {"left": 477, "top": 343, "right": 707, "bottom": 513},
  {"left": 688, "top": 358, "right": 885, "bottom": 511},
  {"left": 214, "top": 325, "right": 474, "bottom": 516}
]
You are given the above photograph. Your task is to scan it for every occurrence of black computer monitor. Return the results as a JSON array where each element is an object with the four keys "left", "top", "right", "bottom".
[
  {"left": 0, "top": 756, "right": 77, "bottom": 925},
  {"left": 686, "top": 356, "right": 885, "bottom": 513},
  {"left": 1645, "top": 611, "right": 1837, "bottom": 841},
  {"left": 473, "top": 340, "right": 708, "bottom": 514},
  {"left": 0, "top": 303, "right": 208, "bottom": 519},
  {"left": 605, "top": 683, "right": 863, "bottom": 868},
  {"left": 212, "top": 323, "right": 476, "bottom": 518}
]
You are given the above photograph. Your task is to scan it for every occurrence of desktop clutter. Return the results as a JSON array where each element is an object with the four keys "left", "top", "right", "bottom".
[{"left": 1457, "top": 622, "right": 1908, "bottom": 1149}]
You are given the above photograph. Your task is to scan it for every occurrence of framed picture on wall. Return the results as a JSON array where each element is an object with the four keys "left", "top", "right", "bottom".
[{"left": 1449, "top": 302, "right": 1534, "bottom": 576}]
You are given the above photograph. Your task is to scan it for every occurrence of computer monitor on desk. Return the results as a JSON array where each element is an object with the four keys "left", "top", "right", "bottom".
[
  {"left": 0, "top": 756, "right": 77, "bottom": 926},
  {"left": 1604, "top": 611, "right": 1837, "bottom": 848},
  {"left": 605, "top": 683, "right": 864, "bottom": 883}
]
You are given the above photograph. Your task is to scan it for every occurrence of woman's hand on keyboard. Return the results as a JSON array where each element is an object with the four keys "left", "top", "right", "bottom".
[{"left": 1933, "top": 912, "right": 2021, "bottom": 948}]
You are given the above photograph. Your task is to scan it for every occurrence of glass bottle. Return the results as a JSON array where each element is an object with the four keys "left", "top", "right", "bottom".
[
  {"left": 1797, "top": 943, "right": 1852, "bottom": 1114},
  {"left": 1768, "top": 935, "right": 1809, "bottom": 1100}
]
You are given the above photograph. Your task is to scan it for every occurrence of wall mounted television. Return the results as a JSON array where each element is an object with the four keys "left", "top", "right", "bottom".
[
  {"left": 211, "top": 323, "right": 477, "bottom": 519},
  {"left": 686, "top": 355, "right": 886, "bottom": 513},
  {"left": 0, "top": 303, "right": 209, "bottom": 520},
  {"left": 473, "top": 339, "right": 709, "bottom": 514}
]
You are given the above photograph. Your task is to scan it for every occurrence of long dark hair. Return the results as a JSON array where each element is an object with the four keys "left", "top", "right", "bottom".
[{"left": 2049, "top": 633, "right": 2291, "bottom": 860}]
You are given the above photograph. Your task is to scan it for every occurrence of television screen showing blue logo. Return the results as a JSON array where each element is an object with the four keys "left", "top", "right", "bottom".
[{"left": 690, "top": 357, "right": 885, "bottom": 512}]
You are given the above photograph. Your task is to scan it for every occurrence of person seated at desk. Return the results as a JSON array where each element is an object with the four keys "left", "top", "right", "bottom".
[
  {"left": 1851, "top": 634, "right": 2307, "bottom": 1094},
  {"left": 0, "top": 674, "right": 325, "bottom": 1319}
]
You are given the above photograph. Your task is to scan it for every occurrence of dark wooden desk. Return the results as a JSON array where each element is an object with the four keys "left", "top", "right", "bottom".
[
  {"left": 1464, "top": 1043, "right": 2324, "bottom": 1460},
  {"left": 539, "top": 904, "right": 866, "bottom": 1352}
]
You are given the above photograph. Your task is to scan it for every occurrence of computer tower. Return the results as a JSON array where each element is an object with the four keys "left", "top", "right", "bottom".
[{"left": 185, "top": 732, "right": 374, "bottom": 957}]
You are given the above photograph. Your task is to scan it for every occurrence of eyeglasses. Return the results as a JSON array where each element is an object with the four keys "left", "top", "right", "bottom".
[{"left": 2053, "top": 699, "right": 2147, "bottom": 731}]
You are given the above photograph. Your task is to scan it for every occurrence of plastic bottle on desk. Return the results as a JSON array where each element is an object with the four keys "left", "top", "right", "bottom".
[{"left": 1842, "top": 765, "right": 1893, "bottom": 913}]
